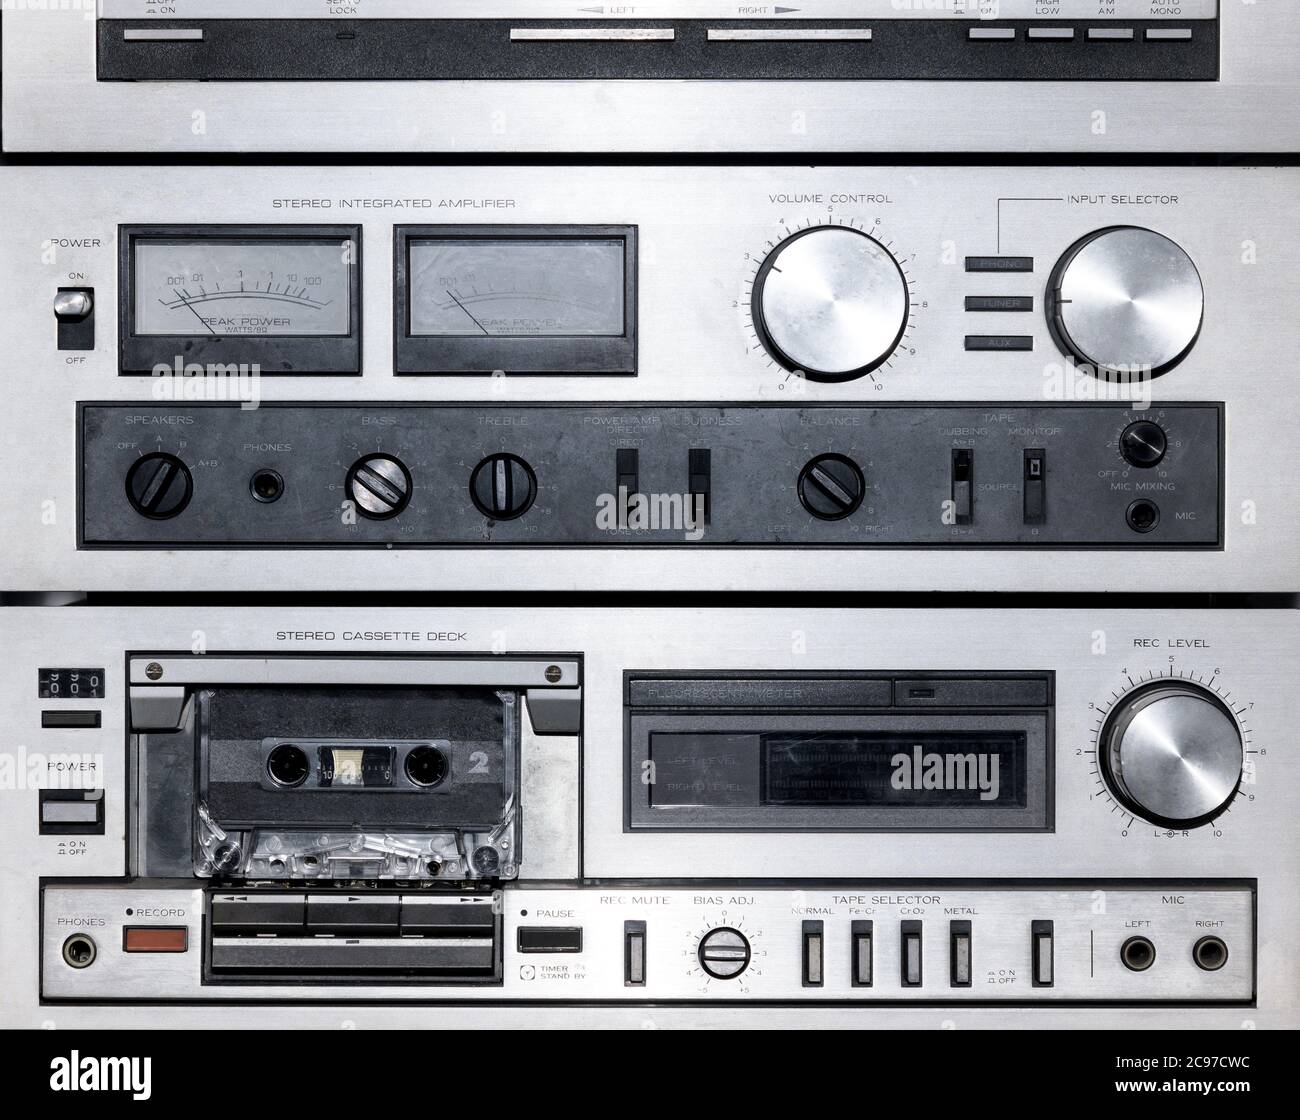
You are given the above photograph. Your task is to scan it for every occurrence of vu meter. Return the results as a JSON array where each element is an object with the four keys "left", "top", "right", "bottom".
[{"left": 119, "top": 225, "right": 362, "bottom": 375}]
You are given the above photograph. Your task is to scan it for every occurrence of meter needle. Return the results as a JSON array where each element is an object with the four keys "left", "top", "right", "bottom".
[{"left": 446, "top": 289, "right": 490, "bottom": 335}]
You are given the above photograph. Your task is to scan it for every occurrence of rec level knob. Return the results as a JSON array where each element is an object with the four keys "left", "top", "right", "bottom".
[
  {"left": 1048, "top": 226, "right": 1203, "bottom": 379},
  {"left": 345, "top": 454, "right": 411, "bottom": 519},
  {"left": 752, "top": 225, "right": 909, "bottom": 382},
  {"left": 470, "top": 453, "right": 537, "bottom": 520},
  {"left": 1120, "top": 419, "right": 1168, "bottom": 468},
  {"left": 125, "top": 452, "right": 193, "bottom": 519},
  {"left": 698, "top": 927, "right": 751, "bottom": 980},
  {"left": 798, "top": 454, "right": 865, "bottom": 520},
  {"left": 1099, "top": 682, "right": 1243, "bottom": 829}
]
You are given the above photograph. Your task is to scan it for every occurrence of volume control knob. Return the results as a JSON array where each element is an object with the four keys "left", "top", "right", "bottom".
[
  {"left": 1048, "top": 226, "right": 1203, "bottom": 379},
  {"left": 1099, "top": 682, "right": 1243, "bottom": 828},
  {"left": 345, "top": 454, "right": 412, "bottom": 519},
  {"left": 125, "top": 452, "right": 193, "bottom": 519},
  {"left": 752, "top": 225, "right": 909, "bottom": 383},
  {"left": 698, "top": 927, "right": 751, "bottom": 981}
]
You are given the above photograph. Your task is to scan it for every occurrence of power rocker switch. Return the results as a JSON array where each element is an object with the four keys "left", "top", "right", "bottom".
[{"left": 54, "top": 288, "right": 95, "bottom": 351}]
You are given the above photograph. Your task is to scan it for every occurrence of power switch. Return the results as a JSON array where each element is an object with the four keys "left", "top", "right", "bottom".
[
  {"left": 624, "top": 920, "right": 646, "bottom": 987},
  {"left": 851, "top": 920, "right": 873, "bottom": 987},
  {"left": 688, "top": 448, "right": 711, "bottom": 526},
  {"left": 950, "top": 449, "right": 973, "bottom": 525},
  {"left": 55, "top": 288, "right": 95, "bottom": 351},
  {"left": 1023, "top": 449, "right": 1046, "bottom": 524},
  {"left": 802, "top": 920, "right": 824, "bottom": 988},
  {"left": 1032, "top": 920, "right": 1055, "bottom": 987},
  {"left": 901, "top": 920, "right": 923, "bottom": 987},
  {"left": 950, "top": 920, "right": 972, "bottom": 988}
]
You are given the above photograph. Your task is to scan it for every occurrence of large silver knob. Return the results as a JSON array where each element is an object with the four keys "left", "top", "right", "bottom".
[
  {"left": 1048, "top": 226, "right": 1203, "bottom": 379},
  {"left": 752, "top": 226, "right": 909, "bottom": 382},
  {"left": 1099, "top": 682, "right": 1242, "bottom": 828}
]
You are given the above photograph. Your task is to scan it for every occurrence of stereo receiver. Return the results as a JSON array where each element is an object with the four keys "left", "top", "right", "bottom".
[
  {"left": 3, "top": 163, "right": 1297, "bottom": 593},
  {"left": 4, "top": 3, "right": 1299, "bottom": 153},
  {"left": 1, "top": 606, "right": 1294, "bottom": 1028}
]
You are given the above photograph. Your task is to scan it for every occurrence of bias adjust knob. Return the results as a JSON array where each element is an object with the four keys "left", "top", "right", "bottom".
[
  {"left": 752, "top": 225, "right": 909, "bottom": 382},
  {"left": 798, "top": 454, "right": 865, "bottom": 520},
  {"left": 125, "top": 452, "right": 193, "bottom": 519},
  {"left": 1099, "top": 682, "right": 1243, "bottom": 828},
  {"left": 1120, "top": 419, "right": 1168, "bottom": 469},
  {"left": 1048, "top": 226, "right": 1203, "bottom": 379},
  {"left": 698, "top": 927, "right": 751, "bottom": 980},
  {"left": 345, "top": 454, "right": 411, "bottom": 519},
  {"left": 470, "top": 453, "right": 537, "bottom": 521}
]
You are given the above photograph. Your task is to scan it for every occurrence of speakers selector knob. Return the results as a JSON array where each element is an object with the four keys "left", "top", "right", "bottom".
[
  {"left": 697, "top": 927, "right": 751, "bottom": 981},
  {"left": 345, "top": 454, "right": 412, "bottom": 520},
  {"left": 470, "top": 453, "right": 537, "bottom": 520},
  {"left": 125, "top": 452, "right": 193, "bottom": 519},
  {"left": 1048, "top": 226, "right": 1203, "bottom": 379},
  {"left": 752, "top": 225, "right": 909, "bottom": 382},
  {"left": 1099, "top": 682, "right": 1243, "bottom": 828}
]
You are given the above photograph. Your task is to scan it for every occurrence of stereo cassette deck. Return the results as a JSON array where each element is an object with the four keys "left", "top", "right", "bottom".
[
  {"left": 5, "top": 3, "right": 1300, "bottom": 152},
  {"left": 4, "top": 163, "right": 1297, "bottom": 593},
  {"left": 2, "top": 606, "right": 1295, "bottom": 1028}
]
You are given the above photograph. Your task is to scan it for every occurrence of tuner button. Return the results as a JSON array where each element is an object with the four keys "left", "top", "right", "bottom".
[
  {"left": 1120, "top": 419, "right": 1168, "bottom": 469},
  {"left": 125, "top": 452, "right": 193, "bottom": 519},
  {"left": 469, "top": 453, "right": 537, "bottom": 521},
  {"left": 1048, "top": 226, "right": 1203, "bottom": 378},
  {"left": 698, "top": 927, "right": 751, "bottom": 981},
  {"left": 346, "top": 454, "right": 412, "bottom": 519},
  {"left": 1100, "top": 683, "right": 1243, "bottom": 828},
  {"left": 752, "top": 226, "right": 909, "bottom": 382},
  {"left": 798, "top": 454, "right": 865, "bottom": 520}
]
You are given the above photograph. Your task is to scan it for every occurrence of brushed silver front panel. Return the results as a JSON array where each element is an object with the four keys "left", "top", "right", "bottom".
[
  {"left": 4, "top": 4, "right": 1296, "bottom": 153},
  {"left": 3, "top": 163, "right": 1297, "bottom": 593}
]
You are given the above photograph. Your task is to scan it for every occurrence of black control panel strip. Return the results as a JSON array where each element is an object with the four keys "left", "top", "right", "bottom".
[
  {"left": 79, "top": 402, "right": 1223, "bottom": 550},
  {"left": 98, "top": 20, "right": 1219, "bottom": 82}
]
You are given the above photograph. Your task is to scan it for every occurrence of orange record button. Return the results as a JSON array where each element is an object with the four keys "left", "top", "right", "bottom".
[{"left": 122, "top": 926, "right": 188, "bottom": 953}]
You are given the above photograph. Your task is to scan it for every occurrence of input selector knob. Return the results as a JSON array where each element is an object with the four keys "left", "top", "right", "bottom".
[
  {"left": 1048, "top": 226, "right": 1203, "bottom": 379},
  {"left": 798, "top": 454, "right": 865, "bottom": 520},
  {"left": 698, "top": 927, "right": 751, "bottom": 980},
  {"left": 125, "top": 452, "right": 192, "bottom": 519},
  {"left": 752, "top": 225, "right": 909, "bottom": 382},
  {"left": 1099, "top": 682, "right": 1243, "bottom": 828},
  {"left": 470, "top": 453, "right": 537, "bottom": 521},
  {"left": 345, "top": 454, "right": 411, "bottom": 520},
  {"left": 1120, "top": 419, "right": 1168, "bottom": 469}
]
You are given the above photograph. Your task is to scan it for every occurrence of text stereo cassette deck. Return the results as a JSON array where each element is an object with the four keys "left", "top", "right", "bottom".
[
  {"left": 2, "top": 606, "right": 1293, "bottom": 1028},
  {"left": 5, "top": 164, "right": 1298, "bottom": 593},
  {"left": 4, "top": 4, "right": 1300, "bottom": 152}
]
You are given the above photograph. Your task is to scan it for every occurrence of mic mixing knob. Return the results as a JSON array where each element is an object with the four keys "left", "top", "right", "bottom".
[
  {"left": 1099, "top": 682, "right": 1243, "bottom": 828},
  {"left": 752, "top": 225, "right": 909, "bottom": 382},
  {"left": 125, "top": 452, "right": 193, "bottom": 519},
  {"left": 1119, "top": 419, "right": 1168, "bottom": 468},
  {"left": 345, "top": 454, "right": 412, "bottom": 519},
  {"left": 1047, "top": 226, "right": 1203, "bottom": 379},
  {"left": 698, "top": 927, "right": 752, "bottom": 980},
  {"left": 798, "top": 453, "right": 866, "bottom": 520},
  {"left": 470, "top": 453, "right": 537, "bottom": 520}
]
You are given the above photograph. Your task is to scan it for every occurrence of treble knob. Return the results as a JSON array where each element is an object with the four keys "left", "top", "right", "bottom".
[
  {"left": 1048, "top": 226, "right": 1203, "bottom": 379},
  {"left": 470, "top": 453, "right": 537, "bottom": 521},
  {"left": 752, "top": 225, "right": 909, "bottom": 382},
  {"left": 1099, "top": 681, "right": 1243, "bottom": 828}
]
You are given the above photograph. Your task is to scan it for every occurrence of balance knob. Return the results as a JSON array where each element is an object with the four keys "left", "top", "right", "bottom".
[
  {"left": 470, "top": 453, "right": 537, "bottom": 521},
  {"left": 1099, "top": 682, "right": 1243, "bottom": 828},
  {"left": 798, "top": 454, "right": 865, "bottom": 520},
  {"left": 1120, "top": 419, "right": 1168, "bottom": 468},
  {"left": 345, "top": 454, "right": 411, "bottom": 519},
  {"left": 125, "top": 452, "right": 193, "bottom": 519},
  {"left": 698, "top": 927, "right": 751, "bottom": 980},
  {"left": 1048, "top": 226, "right": 1203, "bottom": 378},
  {"left": 752, "top": 225, "right": 909, "bottom": 382}
]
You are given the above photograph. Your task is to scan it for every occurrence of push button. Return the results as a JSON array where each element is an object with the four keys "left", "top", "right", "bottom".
[
  {"left": 1028, "top": 28, "right": 1074, "bottom": 41},
  {"left": 1088, "top": 28, "right": 1135, "bottom": 41},
  {"left": 1032, "top": 920, "right": 1055, "bottom": 987},
  {"left": 901, "top": 920, "right": 923, "bottom": 987},
  {"left": 851, "top": 920, "right": 873, "bottom": 987},
  {"left": 210, "top": 893, "right": 306, "bottom": 935},
  {"left": 624, "top": 921, "right": 646, "bottom": 986},
  {"left": 307, "top": 894, "right": 400, "bottom": 935},
  {"left": 39, "top": 789, "right": 104, "bottom": 835},
  {"left": 802, "top": 920, "right": 824, "bottom": 988},
  {"left": 1146, "top": 28, "right": 1192, "bottom": 42},
  {"left": 968, "top": 27, "right": 1016, "bottom": 41},
  {"left": 950, "top": 921, "right": 972, "bottom": 988},
  {"left": 516, "top": 926, "right": 583, "bottom": 953},
  {"left": 123, "top": 927, "right": 188, "bottom": 953}
]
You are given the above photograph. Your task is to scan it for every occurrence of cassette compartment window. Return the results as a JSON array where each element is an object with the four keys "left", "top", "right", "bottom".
[
  {"left": 394, "top": 224, "right": 637, "bottom": 375},
  {"left": 118, "top": 224, "right": 362, "bottom": 375}
]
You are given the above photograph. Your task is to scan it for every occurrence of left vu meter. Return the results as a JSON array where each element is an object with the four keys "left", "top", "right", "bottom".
[{"left": 118, "top": 226, "right": 362, "bottom": 375}]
